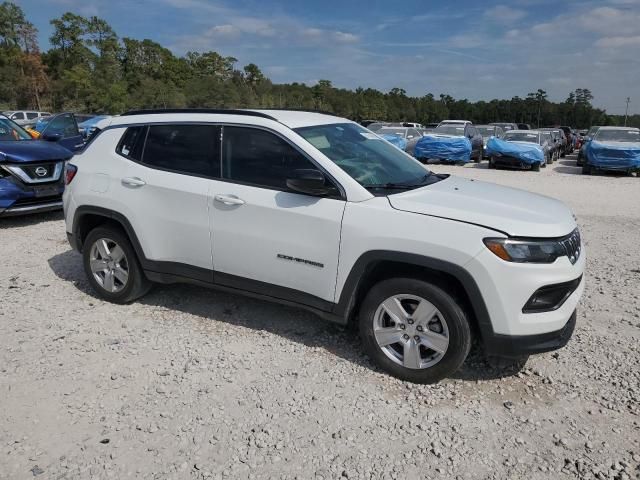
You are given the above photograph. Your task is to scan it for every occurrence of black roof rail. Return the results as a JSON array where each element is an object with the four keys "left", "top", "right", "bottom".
[
  {"left": 256, "top": 107, "right": 337, "bottom": 116},
  {"left": 120, "top": 108, "right": 278, "bottom": 121}
]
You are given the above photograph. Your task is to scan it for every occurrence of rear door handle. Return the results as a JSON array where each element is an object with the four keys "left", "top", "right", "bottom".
[
  {"left": 121, "top": 177, "right": 146, "bottom": 187},
  {"left": 214, "top": 194, "right": 245, "bottom": 206}
]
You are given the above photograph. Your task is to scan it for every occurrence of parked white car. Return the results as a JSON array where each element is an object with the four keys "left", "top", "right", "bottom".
[
  {"left": 63, "top": 109, "right": 585, "bottom": 383},
  {"left": 2, "top": 110, "right": 51, "bottom": 127}
]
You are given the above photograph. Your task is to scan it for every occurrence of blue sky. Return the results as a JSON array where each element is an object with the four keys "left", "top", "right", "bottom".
[{"left": 14, "top": 0, "right": 640, "bottom": 114}]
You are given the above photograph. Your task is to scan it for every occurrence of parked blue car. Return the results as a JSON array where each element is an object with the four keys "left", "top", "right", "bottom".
[
  {"left": 582, "top": 127, "right": 640, "bottom": 175},
  {"left": 0, "top": 114, "right": 82, "bottom": 217},
  {"left": 78, "top": 115, "right": 111, "bottom": 139},
  {"left": 379, "top": 133, "right": 408, "bottom": 151}
]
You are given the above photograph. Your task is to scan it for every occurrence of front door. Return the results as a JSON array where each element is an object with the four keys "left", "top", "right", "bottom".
[
  {"left": 40, "top": 113, "right": 85, "bottom": 152},
  {"left": 209, "top": 126, "right": 345, "bottom": 306}
]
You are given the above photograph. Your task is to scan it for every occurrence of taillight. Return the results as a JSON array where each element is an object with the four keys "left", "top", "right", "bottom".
[{"left": 65, "top": 163, "right": 77, "bottom": 185}]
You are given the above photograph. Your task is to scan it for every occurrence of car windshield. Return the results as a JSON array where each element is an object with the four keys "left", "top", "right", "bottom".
[
  {"left": 594, "top": 129, "right": 640, "bottom": 143},
  {"left": 504, "top": 132, "right": 539, "bottom": 143},
  {"left": 295, "top": 123, "right": 436, "bottom": 191},
  {"left": 0, "top": 117, "right": 33, "bottom": 141},
  {"left": 477, "top": 127, "right": 495, "bottom": 136},
  {"left": 492, "top": 123, "right": 514, "bottom": 131},
  {"left": 377, "top": 128, "right": 407, "bottom": 137},
  {"left": 434, "top": 125, "right": 465, "bottom": 136}
]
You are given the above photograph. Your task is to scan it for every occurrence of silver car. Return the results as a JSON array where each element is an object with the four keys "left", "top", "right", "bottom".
[
  {"left": 477, "top": 125, "right": 505, "bottom": 158},
  {"left": 2, "top": 111, "right": 51, "bottom": 128}
]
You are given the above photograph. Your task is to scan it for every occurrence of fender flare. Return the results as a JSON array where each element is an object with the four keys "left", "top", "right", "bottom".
[{"left": 333, "top": 250, "right": 494, "bottom": 338}]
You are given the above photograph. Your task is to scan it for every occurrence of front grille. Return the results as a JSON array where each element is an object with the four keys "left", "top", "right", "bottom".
[
  {"left": 12, "top": 193, "right": 63, "bottom": 206},
  {"left": 559, "top": 228, "right": 581, "bottom": 265},
  {"left": 3, "top": 161, "right": 64, "bottom": 184}
]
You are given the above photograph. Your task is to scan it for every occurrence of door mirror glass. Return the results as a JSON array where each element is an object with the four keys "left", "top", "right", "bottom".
[{"left": 286, "top": 169, "right": 332, "bottom": 196}]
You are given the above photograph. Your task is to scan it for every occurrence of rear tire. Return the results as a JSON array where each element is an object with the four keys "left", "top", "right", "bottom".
[
  {"left": 359, "top": 278, "right": 472, "bottom": 383},
  {"left": 83, "top": 226, "right": 151, "bottom": 304}
]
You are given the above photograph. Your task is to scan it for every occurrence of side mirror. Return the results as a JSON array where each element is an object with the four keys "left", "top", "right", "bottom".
[
  {"left": 42, "top": 132, "right": 62, "bottom": 142},
  {"left": 286, "top": 169, "right": 333, "bottom": 196}
]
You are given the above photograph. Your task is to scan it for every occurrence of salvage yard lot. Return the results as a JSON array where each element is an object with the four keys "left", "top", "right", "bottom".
[{"left": 1, "top": 155, "right": 639, "bottom": 479}]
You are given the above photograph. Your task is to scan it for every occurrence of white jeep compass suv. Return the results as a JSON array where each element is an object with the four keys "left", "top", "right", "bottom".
[{"left": 63, "top": 109, "right": 585, "bottom": 383}]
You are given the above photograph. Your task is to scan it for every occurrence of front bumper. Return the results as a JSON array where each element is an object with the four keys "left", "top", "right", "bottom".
[
  {"left": 0, "top": 176, "right": 64, "bottom": 217},
  {"left": 483, "top": 309, "right": 577, "bottom": 357}
]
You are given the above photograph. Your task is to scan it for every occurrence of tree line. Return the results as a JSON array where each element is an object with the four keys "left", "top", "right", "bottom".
[{"left": 0, "top": 1, "right": 637, "bottom": 129}]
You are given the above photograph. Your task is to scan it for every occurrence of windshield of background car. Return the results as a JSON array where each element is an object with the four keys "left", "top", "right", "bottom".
[
  {"left": 79, "top": 115, "right": 108, "bottom": 128},
  {"left": 377, "top": 128, "right": 407, "bottom": 137},
  {"left": 0, "top": 117, "right": 32, "bottom": 141},
  {"left": 594, "top": 129, "right": 640, "bottom": 143},
  {"left": 477, "top": 127, "right": 495, "bottom": 136},
  {"left": 504, "top": 132, "right": 539, "bottom": 143},
  {"left": 434, "top": 125, "right": 465, "bottom": 136},
  {"left": 295, "top": 123, "right": 434, "bottom": 189}
]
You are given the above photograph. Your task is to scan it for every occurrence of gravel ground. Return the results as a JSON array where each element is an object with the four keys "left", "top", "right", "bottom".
[{"left": 1, "top": 155, "right": 639, "bottom": 480}]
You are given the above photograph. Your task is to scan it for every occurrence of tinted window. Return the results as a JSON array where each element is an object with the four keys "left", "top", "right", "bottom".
[
  {"left": 222, "top": 126, "right": 317, "bottom": 190},
  {"left": 11, "top": 112, "right": 24, "bottom": 120},
  {"left": 143, "top": 124, "right": 220, "bottom": 177},
  {"left": 44, "top": 114, "right": 78, "bottom": 138},
  {"left": 26, "top": 112, "right": 38, "bottom": 119},
  {"left": 117, "top": 126, "right": 147, "bottom": 161}
]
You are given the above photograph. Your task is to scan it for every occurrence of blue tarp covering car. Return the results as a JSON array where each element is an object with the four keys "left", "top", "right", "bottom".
[
  {"left": 414, "top": 135, "right": 472, "bottom": 162},
  {"left": 485, "top": 137, "right": 545, "bottom": 164},
  {"left": 379, "top": 134, "right": 408, "bottom": 151},
  {"left": 584, "top": 134, "right": 640, "bottom": 172}
]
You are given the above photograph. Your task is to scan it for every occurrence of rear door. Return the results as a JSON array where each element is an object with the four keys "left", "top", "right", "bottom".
[
  {"left": 40, "top": 113, "right": 85, "bottom": 152},
  {"left": 111, "top": 124, "right": 218, "bottom": 279},
  {"left": 209, "top": 125, "right": 346, "bottom": 305}
]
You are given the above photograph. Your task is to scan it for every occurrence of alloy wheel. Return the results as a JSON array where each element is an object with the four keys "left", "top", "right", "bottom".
[
  {"left": 373, "top": 294, "right": 449, "bottom": 369},
  {"left": 89, "top": 237, "right": 129, "bottom": 293}
]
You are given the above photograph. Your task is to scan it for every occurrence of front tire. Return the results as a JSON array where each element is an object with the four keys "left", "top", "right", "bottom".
[
  {"left": 488, "top": 157, "right": 496, "bottom": 169},
  {"left": 359, "top": 278, "right": 472, "bottom": 383},
  {"left": 83, "top": 226, "right": 151, "bottom": 304},
  {"left": 531, "top": 162, "right": 540, "bottom": 172},
  {"left": 582, "top": 163, "right": 592, "bottom": 175}
]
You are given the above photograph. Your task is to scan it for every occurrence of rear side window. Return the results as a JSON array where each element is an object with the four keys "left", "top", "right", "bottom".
[
  {"left": 11, "top": 112, "right": 24, "bottom": 120},
  {"left": 117, "top": 126, "right": 147, "bottom": 161},
  {"left": 222, "top": 126, "right": 317, "bottom": 190},
  {"left": 142, "top": 124, "right": 220, "bottom": 177},
  {"left": 26, "top": 112, "right": 38, "bottom": 119}
]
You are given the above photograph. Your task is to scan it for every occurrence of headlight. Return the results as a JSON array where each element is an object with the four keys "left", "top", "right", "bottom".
[{"left": 483, "top": 237, "right": 566, "bottom": 263}]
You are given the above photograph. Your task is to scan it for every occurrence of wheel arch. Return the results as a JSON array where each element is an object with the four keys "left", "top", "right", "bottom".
[
  {"left": 72, "top": 206, "right": 146, "bottom": 263},
  {"left": 334, "top": 251, "right": 494, "bottom": 341}
]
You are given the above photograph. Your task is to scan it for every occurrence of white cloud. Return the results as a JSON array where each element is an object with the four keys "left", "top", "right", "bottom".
[
  {"left": 595, "top": 35, "right": 640, "bottom": 47},
  {"left": 484, "top": 5, "right": 527, "bottom": 23}
]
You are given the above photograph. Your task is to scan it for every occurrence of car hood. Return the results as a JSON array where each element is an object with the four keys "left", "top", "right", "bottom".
[
  {"left": 0, "top": 141, "right": 73, "bottom": 163},
  {"left": 388, "top": 176, "right": 576, "bottom": 237}
]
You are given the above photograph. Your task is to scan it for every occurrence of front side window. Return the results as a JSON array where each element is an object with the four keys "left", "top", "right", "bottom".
[
  {"left": 222, "top": 126, "right": 317, "bottom": 190},
  {"left": 143, "top": 124, "right": 220, "bottom": 177},
  {"left": 295, "top": 123, "right": 437, "bottom": 191},
  {"left": 11, "top": 112, "right": 24, "bottom": 120}
]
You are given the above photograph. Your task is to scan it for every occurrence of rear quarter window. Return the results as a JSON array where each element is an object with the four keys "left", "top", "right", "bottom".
[{"left": 116, "top": 126, "right": 147, "bottom": 161}]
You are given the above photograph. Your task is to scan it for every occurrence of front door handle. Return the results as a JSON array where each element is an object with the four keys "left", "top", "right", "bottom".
[
  {"left": 214, "top": 194, "right": 245, "bottom": 206},
  {"left": 121, "top": 177, "right": 146, "bottom": 187}
]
